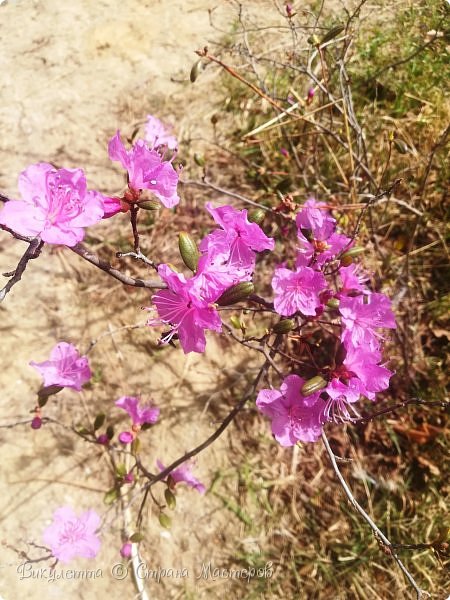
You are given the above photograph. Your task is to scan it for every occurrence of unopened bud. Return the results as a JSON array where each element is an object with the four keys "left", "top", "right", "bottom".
[
  {"left": 31, "top": 416, "right": 42, "bottom": 430},
  {"left": 340, "top": 246, "right": 365, "bottom": 266},
  {"left": 273, "top": 319, "right": 295, "bottom": 333},
  {"left": 164, "top": 489, "right": 177, "bottom": 510},
  {"left": 217, "top": 282, "right": 254, "bottom": 306},
  {"left": 120, "top": 542, "right": 132, "bottom": 558},
  {"left": 194, "top": 153, "right": 206, "bottom": 167},
  {"left": 393, "top": 139, "right": 409, "bottom": 154},
  {"left": 248, "top": 208, "right": 266, "bottom": 225},
  {"left": 178, "top": 232, "right": 199, "bottom": 272},
  {"left": 190, "top": 59, "right": 203, "bottom": 83},
  {"left": 326, "top": 298, "right": 340, "bottom": 310},
  {"left": 301, "top": 375, "right": 327, "bottom": 397},
  {"left": 308, "top": 34, "right": 320, "bottom": 45},
  {"left": 320, "top": 24, "right": 345, "bottom": 44},
  {"left": 138, "top": 200, "right": 161, "bottom": 210},
  {"left": 158, "top": 513, "right": 172, "bottom": 529}
]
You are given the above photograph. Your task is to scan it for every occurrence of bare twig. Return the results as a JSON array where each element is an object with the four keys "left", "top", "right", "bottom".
[
  {"left": 69, "top": 243, "right": 165, "bottom": 290},
  {"left": 322, "top": 431, "right": 428, "bottom": 599},
  {"left": 0, "top": 237, "right": 44, "bottom": 302}
]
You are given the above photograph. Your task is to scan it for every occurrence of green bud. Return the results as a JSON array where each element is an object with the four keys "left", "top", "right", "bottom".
[
  {"left": 194, "top": 153, "right": 206, "bottom": 167},
  {"left": 230, "top": 315, "right": 243, "bottom": 329},
  {"left": 131, "top": 437, "right": 141, "bottom": 455},
  {"left": 190, "top": 59, "right": 203, "bottom": 83},
  {"left": 341, "top": 246, "right": 365, "bottom": 266},
  {"left": 216, "top": 282, "right": 255, "bottom": 306},
  {"left": 104, "top": 488, "right": 119, "bottom": 505},
  {"left": 393, "top": 139, "right": 409, "bottom": 154},
  {"left": 93, "top": 413, "right": 106, "bottom": 431},
  {"left": 308, "top": 34, "right": 320, "bottom": 45},
  {"left": 158, "top": 513, "right": 172, "bottom": 529},
  {"left": 138, "top": 200, "right": 161, "bottom": 211},
  {"left": 178, "top": 232, "right": 199, "bottom": 272},
  {"left": 326, "top": 298, "right": 340, "bottom": 310},
  {"left": 164, "top": 489, "right": 177, "bottom": 510},
  {"left": 321, "top": 25, "right": 345, "bottom": 44},
  {"left": 130, "top": 532, "right": 144, "bottom": 543},
  {"left": 301, "top": 375, "right": 327, "bottom": 397},
  {"left": 116, "top": 463, "right": 127, "bottom": 478},
  {"left": 273, "top": 319, "right": 295, "bottom": 333},
  {"left": 248, "top": 208, "right": 266, "bottom": 225}
]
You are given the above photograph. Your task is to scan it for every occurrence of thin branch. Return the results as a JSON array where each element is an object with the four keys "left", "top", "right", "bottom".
[
  {"left": 322, "top": 431, "right": 428, "bottom": 600},
  {"left": 69, "top": 243, "right": 165, "bottom": 290},
  {"left": 180, "top": 179, "right": 271, "bottom": 212},
  {"left": 0, "top": 237, "right": 44, "bottom": 302}
]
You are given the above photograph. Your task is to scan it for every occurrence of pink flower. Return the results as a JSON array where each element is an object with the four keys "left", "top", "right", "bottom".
[
  {"left": 115, "top": 396, "right": 160, "bottom": 426},
  {"left": 43, "top": 506, "right": 101, "bottom": 564},
  {"left": 144, "top": 115, "right": 178, "bottom": 150},
  {"left": 101, "top": 196, "right": 126, "bottom": 219},
  {"left": 0, "top": 163, "right": 105, "bottom": 246},
  {"left": 157, "top": 460, "right": 206, "bottom": 494},
  {"left": 108, "top": 131, "right": 179, "bottom": 208},
  {"left": 322, "top": 378, "right": 364, "bottom": 422},
  {"left": 118, "top": 431, "right": 134, "bottom": 445},
  {"left": 256, "top": 375, "right": 325, "bottom": 445},
  {"left": 337, "top": 264, "right": 369, "bottom": 296},
  {"left": 342, "top": 345, "right": 394, "bottom": 398},
  {"left": 339, "top": 293, "right": 396, "bottom": 349},
  {"left": 199, "top": 203, "right": 274, "bottom": 275},
  {"left": 272, "top": 265, "right": 327, "bottom": 316},
  {"left": 296, "top": 198, "right": 336, "bottom": 241},
  {"left": 29, "top": 342, "right": 91, "bottom": 391},
  {"left": 149, "top": 264, "right": 222, "bottom": 354}
]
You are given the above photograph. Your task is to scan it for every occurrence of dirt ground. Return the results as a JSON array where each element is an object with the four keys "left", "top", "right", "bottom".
[{"left": 0, "top": 1, "right": 273, "bottom": 598}]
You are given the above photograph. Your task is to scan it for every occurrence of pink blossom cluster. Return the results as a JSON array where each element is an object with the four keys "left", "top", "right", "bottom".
[
  {"left": 257, "top": 199, "right": 396, "bottom": 445},
  {"left": 148, "top": 202, "right": 274, "bottom": 353},
  {"left": 0, "top": 118, "right": 181, "bottom": 244}
]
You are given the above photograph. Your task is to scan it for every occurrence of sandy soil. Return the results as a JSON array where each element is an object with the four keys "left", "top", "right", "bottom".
[{"left": 0, "top": 1, "right": 272, "bottom": 598}]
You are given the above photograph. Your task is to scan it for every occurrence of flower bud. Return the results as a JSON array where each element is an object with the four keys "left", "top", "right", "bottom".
[
  {"left": 158, "top": 513, "right": 172, "bottom": 529},
  {"left": 320, "top": 24, "right": 345, "bottom": 44},
  {"left": 301, "top": 375, "right": 327, "bottom": 397},
  {"left": 326, "top": 298, "right": 340, "bottom": 310},
  {"left": 216, "top": 282, "right": 255, "bottom": 306},
  {"left": 190, "top": 59, "right": 203, "bottom": 83},
  {"left": 194, "top": 153, "right": 206, "bottom": 167},
  {"left": 96, "top": 434, "right": 109, "bottom": 445},
  {"left": 340, "top": 246, "right": 365, "bottom": 266},
  {"left": 31, "top": 416, "right": 42, "bottom": 430},
  {"left": 138, "top": 200, "right": 161, "bottom": 211},
  {"left": 178, "top": 232, "right": 199, "bottom": 272},
  {"left": 248, "top": 208, "right": 266, "bottom": 225},
  {"left": 273, "top": 319, "right": 295, "bottom": 333},
  {"left": 120, "top": 542, "right": 132, "bottom": 558},
  {"left": 164, "top": 488, "right": 177, "bottom": 510}
]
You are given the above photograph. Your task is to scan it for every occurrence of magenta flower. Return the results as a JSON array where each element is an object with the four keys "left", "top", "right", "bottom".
[
  {"left": 0, "top": 163, "right": 105, "bottom": 246},
  {"left": 256, "top": 375, "right": 325, "bottom": 445},
  {"left": 157, "top": 460, "right": 206, "bottom": 494},
  {"left": 149, "top": 264, "right": 222, "bottom": 354},
  {"left": 337, "top": 264, "right": 369, "bottom": 296},
  {"left": 296, "top": 198, "right": 336, "bottom": 241},
  {"left": 322, "top": 378, "right": 364, "bottom": 422},
  {"left": 342, "top": 345, "right": 394, "bottom": 398},
  {"left": 272, "top": 265, "right": 326, "bottom": 316},
  {"left": 340, "top": 293, "right": 396, "bottom": 349},
  {"left": 144, "top": 115, "right": 178, "bottom": 150},
  {"left": 30, "top": 342, "right": 91, "bottom": 391},
  {"left": 43, "top": 506, "right": 101, "bottom": 564},
  {"left": 200, "top": 203, "right": 274, "bottom": 274},
  {"left": 108, "top": 131, "right": 179, "bottom": 208},
  {"left": 115, "top": 396, "right": 160, "bottom": 426}
]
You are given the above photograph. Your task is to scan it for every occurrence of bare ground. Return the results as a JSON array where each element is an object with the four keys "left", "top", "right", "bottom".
[{"left": 0, "top": 1, "right": 272, "bottom": 598}]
